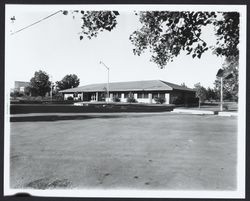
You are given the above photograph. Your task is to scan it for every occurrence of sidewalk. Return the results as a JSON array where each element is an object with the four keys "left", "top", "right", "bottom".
[{"left": 172, "top": 107, "right": 238, "bottom": 116}]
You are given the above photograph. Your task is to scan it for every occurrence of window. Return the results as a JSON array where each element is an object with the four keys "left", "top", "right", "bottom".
[
  {"left": 137, "top": 93, "right": 143, "bottom": 99},
  {"left": 152, "top": 93, "right": 158, "bottom": 99},
  {"left": 159, "top": 93, "right": 165, "bottom": 98},
  {"left": 124, "top": 92, "right": 133, "bottom": 98},
  {"left": 113, "top": 93, "right": 121, "bottom": 98},
  {"left": 137, "top": 93, "right": 149, "bottom": 99}
]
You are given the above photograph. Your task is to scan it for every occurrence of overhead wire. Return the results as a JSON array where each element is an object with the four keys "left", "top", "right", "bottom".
[{"left": 10, "top": 10, "right": 63, "bottom": 36}]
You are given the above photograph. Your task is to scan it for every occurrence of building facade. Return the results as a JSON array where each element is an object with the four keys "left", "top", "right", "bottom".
[{"left": 59, "top": 80, "right": 196, "bottom": 104}]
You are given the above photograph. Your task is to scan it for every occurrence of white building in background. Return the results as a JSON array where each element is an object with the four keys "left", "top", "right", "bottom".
[{"left": 59, "top": 80, "right": 196, "bottom": 104}]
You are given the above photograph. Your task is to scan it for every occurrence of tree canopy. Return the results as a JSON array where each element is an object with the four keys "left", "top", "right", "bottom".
[
  {"left": 194, "top": 82, "right": 207, "bottom": 105},
  {"left": 56, "top": 74, "right": 80, "bottom": 90},
  {"left": 64, "top": 10, "right": 239, "bottom": 68},
  {"left": 63, "top": 10, "right": 120, "bottom": 40},
  {"left": 129, "top": 11, "right": 239, "bottom": 68},
  {"left": 27, "top": 70, "right": 51, "bottom": 97},
  {"left": 214, "top": 55, "right": 239, "bottom": 101}
]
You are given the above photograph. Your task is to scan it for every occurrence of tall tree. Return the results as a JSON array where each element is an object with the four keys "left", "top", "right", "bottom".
[
  {"left": 214, "top": 55, "right": 238, "bottom": 101},
  {"left": 28, "top": 70, "right": 51, "bottom": 97},
  {"left": 206, "top": 87, "right": 218, "bottom": 101},
  {"left": 129, "top": 11, "right": 239, "bottom": 68},
  {"left": 56, "top": 74, "right": 80, "bottom": 90},
  {"left": 194, "top": 83, "right": 207, "bottom": 107}
]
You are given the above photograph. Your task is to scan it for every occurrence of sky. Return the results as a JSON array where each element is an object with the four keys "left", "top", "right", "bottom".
[{"left": 5, "top": 5, "right": 226, "bottom": 90}]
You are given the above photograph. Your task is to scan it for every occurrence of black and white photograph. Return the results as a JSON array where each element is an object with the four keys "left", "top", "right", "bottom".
[{"left": 4, "top": 4, "right": 246, "bottom": 198}]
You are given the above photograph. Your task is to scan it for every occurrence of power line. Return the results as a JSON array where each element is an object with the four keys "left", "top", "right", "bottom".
[{"left": 10, "top": 10, "right": 62, "bottom": 36}]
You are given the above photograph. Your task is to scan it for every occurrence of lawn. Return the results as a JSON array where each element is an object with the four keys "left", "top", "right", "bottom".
[{"left": 9, "top": 113, "right": 237, "bottom": 190}]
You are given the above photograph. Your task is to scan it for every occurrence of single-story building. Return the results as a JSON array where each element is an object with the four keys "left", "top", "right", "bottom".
[
  {"left": 59, "top": 80, "right": 196, "bottom": 104},
  {"left": 12, "top": 81, "right": 30, "bottom": 93}
]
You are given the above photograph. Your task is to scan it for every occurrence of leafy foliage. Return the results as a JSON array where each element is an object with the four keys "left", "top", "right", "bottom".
[
  {"left": 28, "top": 70, "right": 51, "bottom": 97},
  {"left": 194, "top": 82, "right": 207, "bottom": 103},
  {"left": 112, "top": 96, "right": 121, "bottom": 102},
  {"left": 126, "top": 92, "right": 137, "bottom": 103},
  {"left": 214, "top": 56, "right": 239, "bottom": 101},
  {"left": 67, "top": 96, "right": 74, "bottom": 101},
  {"left": 56, "top": 74, "right": 80, "bottom": 90},
  {"left": 63, "top": 10, "right": 120, "bottom": 40},
  {"left": 64, "top": 10, "right": 239, "bottom": 68},
  {"left": 206, "top": 87, "right": 218, "bottom": 101},
  {"left": 154, "top": 96, "right": 166, "bottom": 104},
  {"left": 129, "top": 11, "right": 217, "bottom": 68},
  {"left": 213, "top": 12, "right": 239, "bottom": 57},
  {"left": 129, "top": 11, "right": 239, "bottom": 68}
]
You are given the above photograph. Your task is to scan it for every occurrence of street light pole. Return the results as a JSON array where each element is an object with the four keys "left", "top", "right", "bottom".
[
  {"left": 100, "top": 61, "right": 110, "bottom": 103},
  {"left": 50, "top": 75, "right": 53, "bottom": 102},
  {"left": 220, "top": 77, "right": 223, "bottom": 111}
]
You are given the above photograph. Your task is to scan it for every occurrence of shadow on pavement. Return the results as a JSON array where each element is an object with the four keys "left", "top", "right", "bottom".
[{"left": 10, "top": 115, "right": 126, "bottom": 122}]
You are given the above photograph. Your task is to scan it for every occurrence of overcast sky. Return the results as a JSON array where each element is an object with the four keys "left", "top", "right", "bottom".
[{"left": 5, "top": 5, "right": 227, "bottom": 90}]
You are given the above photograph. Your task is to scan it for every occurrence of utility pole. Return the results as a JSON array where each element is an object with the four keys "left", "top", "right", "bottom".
[
  {"left": 100, "top": 61, "right": 110, "bottom": 103},
  {"left": 220, "top": 77, "right": 223, "bottom": 111},
  {"left": 216, "top": 68, "right": 224, "bottom": 112},
  {"left": 50, "top": 75, "right": 53, "bottom": 102}
]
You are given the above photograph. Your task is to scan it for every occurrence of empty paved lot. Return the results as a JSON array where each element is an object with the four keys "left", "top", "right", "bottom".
[{"left": 9, "top": 113, "right": 237, "bottom": 190}]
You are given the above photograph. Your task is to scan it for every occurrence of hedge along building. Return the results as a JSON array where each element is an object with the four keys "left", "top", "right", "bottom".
[{"left": 59, "top": 80, "right": 196, "bottom": 104}]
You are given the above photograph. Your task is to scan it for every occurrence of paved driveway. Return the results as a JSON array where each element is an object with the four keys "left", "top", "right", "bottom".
[{"left": 9, "top": 113, "right": 237, "bottom": 190}]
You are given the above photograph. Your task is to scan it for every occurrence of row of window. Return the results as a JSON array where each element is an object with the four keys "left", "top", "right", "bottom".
[
  {"left": 112, "top": 92, "right": 165, "bottom": 99},
  {"left": 72, "top": 92, "right": 166, "bottom": 99}
]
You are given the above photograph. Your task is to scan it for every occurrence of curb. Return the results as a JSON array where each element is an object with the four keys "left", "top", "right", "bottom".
[
  {"left": 172, "top": 109, "right": 215, "bottom": 115},
  {"left": 218, "top": 112, "right": 238, "bottom": 117}
]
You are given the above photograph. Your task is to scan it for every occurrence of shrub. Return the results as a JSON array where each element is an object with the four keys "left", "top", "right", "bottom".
[
  {"left": 126, "top": 93, "right": 137, "bottom": 103},
  {"left": 154, "top": 96, "right": 166, "bottom": 104},
  {"left": 67, "top": 96, "right": 74, "bottom": 101},
  {"left": 113, "top": 96, "right": 120, "bottom": 102},
  {"left": 34, "top": 96, "right": 43, "bottom": 101},
  {"left": 53, "top": 92, "right": 64, "bottom": 101}
]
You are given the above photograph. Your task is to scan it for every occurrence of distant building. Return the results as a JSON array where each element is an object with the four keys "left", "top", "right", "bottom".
[
  {"left": 59, "top": 80, "right": 196, "bottom": 104},
  {"left": 14, "top": 81, "right": 29, "bottom": 92}
]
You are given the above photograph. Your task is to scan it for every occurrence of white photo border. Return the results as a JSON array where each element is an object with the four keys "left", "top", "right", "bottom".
[{"left": 4, "top": 4, "right": 247, "bottom": 198}]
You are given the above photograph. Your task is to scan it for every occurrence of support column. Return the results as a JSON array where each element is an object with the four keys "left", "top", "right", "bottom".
[
  {"left": 165, "top": 93, "right": 170, "bottom": 104},
  {"left": 96, "top": 92, "right": 98, "bottom": 101},
  {"left": 149, "top": 93, "right": 152, "bottom": 104},
  {"left": 110, "top": 93, "right": 113, "bottom": 102},
  {"left": 134, "top": 93, "right": 137, "bottom": 100}
]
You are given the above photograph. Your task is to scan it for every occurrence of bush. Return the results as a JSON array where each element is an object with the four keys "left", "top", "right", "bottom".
[
  {"left": 34, "top": 96, "right": 43, "bottom": 101},
  {"left": 126, "top": 95, "right": 137, "bottom": 103},
  {"left": 154, "top": 96, "right": 166, "bottom": 104},
  {"left": 67, "top": 96, "right": 74, "bottom": 101},
  {"left": 10, "top": 91, "right": 24, "bottom": 98},
  {"left": 113, "top": 96, "right": 120, "bottom": 102},
  {"left": 53, "top": 92, "right": 64, "bottom": 101}
]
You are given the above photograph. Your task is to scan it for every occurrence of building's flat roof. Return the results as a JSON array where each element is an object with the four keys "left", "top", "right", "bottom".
[{"left": 59, "top": 80, "right": 195, "bottom": 93}]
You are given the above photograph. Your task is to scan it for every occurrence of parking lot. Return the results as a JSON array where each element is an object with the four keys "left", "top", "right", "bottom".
[{"left": 9, "top": 112, "right": 237, "bottom": 190}]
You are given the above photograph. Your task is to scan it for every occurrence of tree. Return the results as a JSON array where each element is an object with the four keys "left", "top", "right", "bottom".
[
  {"left": 63, "top": 10, "right": 238, "bottom": 68},
  {"left": 194, "top": 83, "right": 207, "bottom": 108},
  {"left": 206, "top": 87, "right": 218, "bottom": 101},
  {"left": 126, "top": 92, "right": 137, "bottom": 103},
  {"left": 62, "top": 10, "right": 120, "bottom": 40},
  {"left": 129, "top": 11, "right": 239, "bottom": 68},
  {"left": 28, "top": 70, "right": 51, "bottom": 97},
  {"left": 56, "top": 74, "right": 80, "bottom": 90},
  {"left": 214, "top": 55, "right": 238, "bottom": 101}
]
